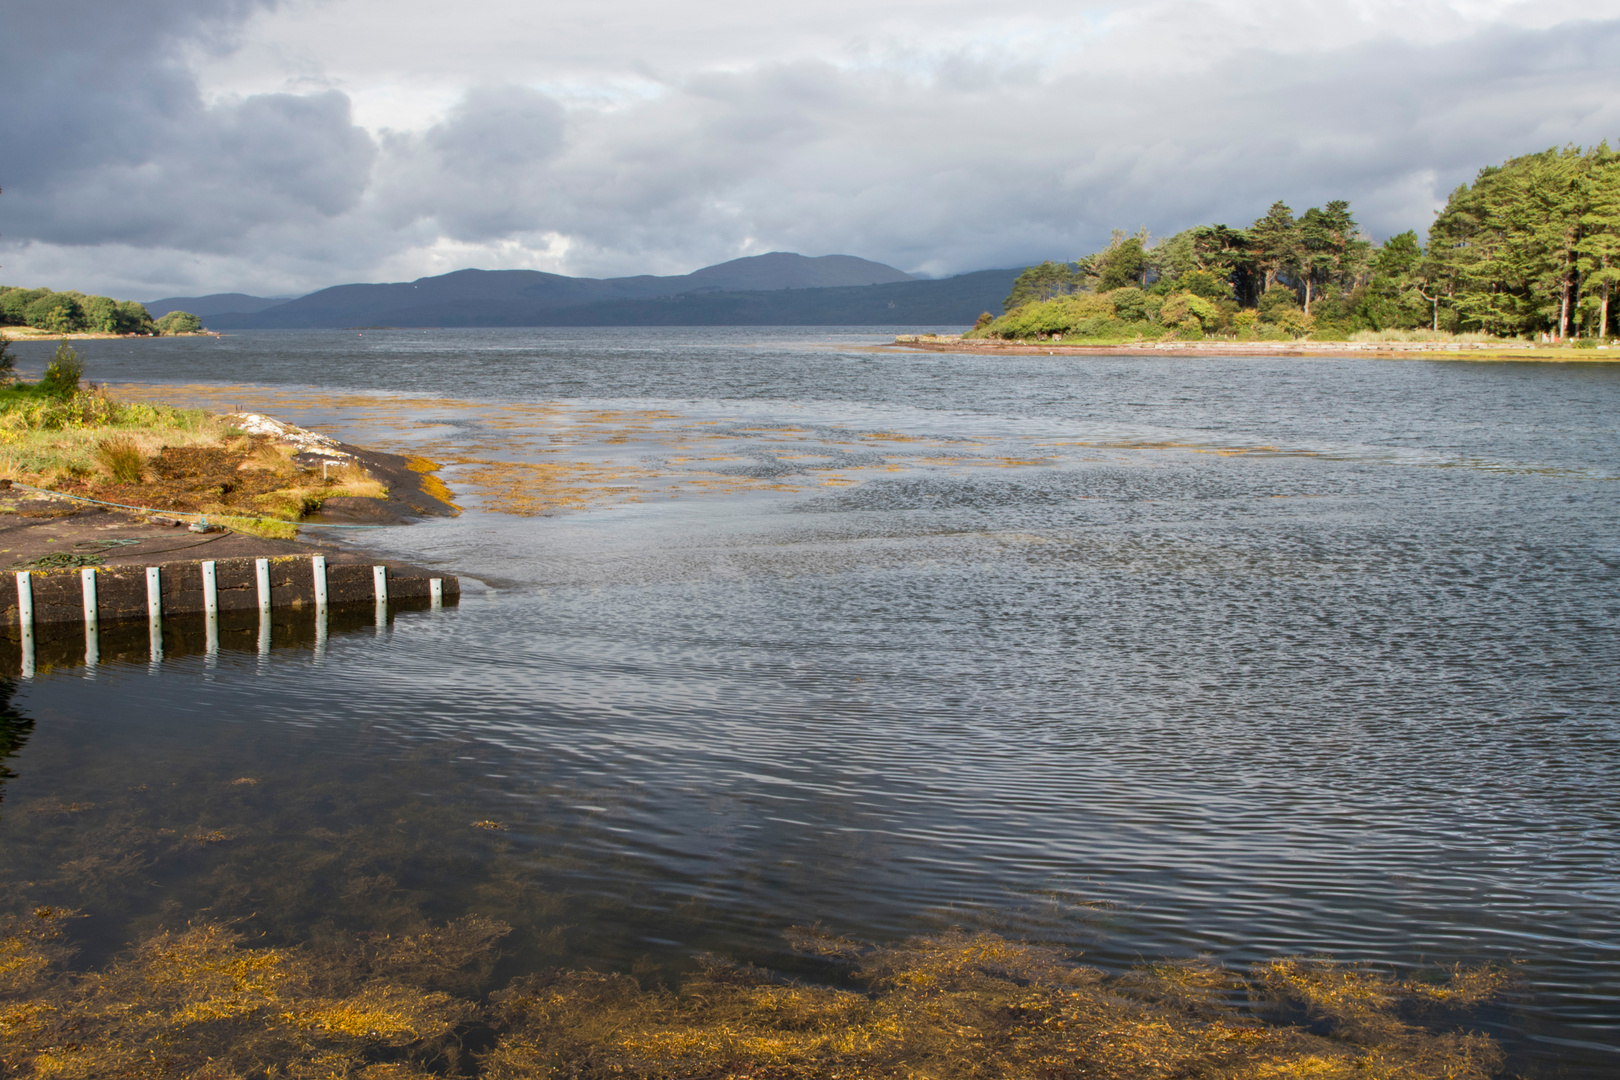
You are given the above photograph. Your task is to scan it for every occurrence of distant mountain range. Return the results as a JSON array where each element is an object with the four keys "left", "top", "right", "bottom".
[
  {"left": 143, "top": 293, "right": 296, "bottom": 319},
  {"left": 159, "top": 253, "right": 1017, "bottom": 329}
]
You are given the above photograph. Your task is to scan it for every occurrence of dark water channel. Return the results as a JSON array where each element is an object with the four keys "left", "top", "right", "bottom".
[{"left": 2, "top": 329, "right": 1617, "bottom": 1074}]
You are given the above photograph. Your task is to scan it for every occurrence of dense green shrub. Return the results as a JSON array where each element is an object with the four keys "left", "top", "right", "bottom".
[
  {"left": 971, "top": 279, "right": 1331, "bottom": 342},
  {"left": 1107, "top": 286, "right": 1148, "bottom": 322},
  {"left": 1177, "top": 268, "right": 1231, "bottom": 301},
  {"left": 40, "top": 341, "right": 83, "bottom": 397},
  {"left": 1160, "top": 291, "right": 1217, "bottom": 331},
  {"left": 79, "top": 295, "right": 157, "bottom": 334},
  {"left": 155, "top": 309, "right": 202, "bottom": 334},
  {"left": 25, "top": 293, "right": 84, "bottom": 333},
  {"left": 0, "top": 288, "right": 48, "bottom": 325}
]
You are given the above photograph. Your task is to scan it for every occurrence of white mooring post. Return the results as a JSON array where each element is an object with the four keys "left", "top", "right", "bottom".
[
  {"left": 255, "top": 558, "right": 271, "bottom": 613},
  {"left": 146, "top": 566, "right": 163, "bottom": 667},
  {"left": 429, "top": 577, "right": 443, "bottom": 609},
  {"left": 373, "top": 565, "right": 388, "bottom": 631},
  {"left": 202, "top": 559, "right": 219, "bottom": 662},
  {"left": 81, "top": 567, "right": 98, "bottom": 668},
  {"left": 201, "top": 560, "right": 218, "bottom": 618},
  {"left": 311, "top": 555, "right": 328, "bottom": 607},
  {"left": 16, "top": 571, "right": 34, "bottom": 679},
  {"left": 81, "top": 567, "right": 98, "bottom": 629}
]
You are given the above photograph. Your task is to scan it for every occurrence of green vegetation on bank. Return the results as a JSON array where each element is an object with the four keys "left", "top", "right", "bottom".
[
  {"left": 0, "top": 286, "right": 200, "bottom": 335},
  {"left": 975, "top": 143, "right": 1620, "bottom": 344},
  {"left": 0, "top": 341, "right": 382, "bottom": 530}
]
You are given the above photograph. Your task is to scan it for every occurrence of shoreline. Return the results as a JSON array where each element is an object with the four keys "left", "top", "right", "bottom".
[
  {"left": 0, "top": 327, "right": 220, "bottom": 341},
  {"left": 0, "top": 405, "right": 464, "bottom": 640},
  {"left": 887, "top": 334, "right": 1620, "bottom": 362}
]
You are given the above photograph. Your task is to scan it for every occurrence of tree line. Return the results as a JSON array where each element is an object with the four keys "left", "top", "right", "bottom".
[
  {"left": 981, "top": 142, "right": 1620, "bottom": 342},
  {"left": 0, "top": 287, "right": 201, "bottom": 335}
]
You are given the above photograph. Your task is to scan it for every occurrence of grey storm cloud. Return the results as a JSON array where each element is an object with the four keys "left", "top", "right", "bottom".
[
  {"left": 3, "top": 0, "right": 1620, "bottom": 297},
  {"left": 378, "top": 86, "right": 567, "bottom": 240},
  {"left": 1, "top": 0, "right": 374, "bottom": 255}
]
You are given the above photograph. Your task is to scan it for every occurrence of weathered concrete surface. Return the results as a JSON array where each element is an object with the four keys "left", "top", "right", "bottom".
[{"left": 6, "top": 555, "right": 457, "bottom": 634}]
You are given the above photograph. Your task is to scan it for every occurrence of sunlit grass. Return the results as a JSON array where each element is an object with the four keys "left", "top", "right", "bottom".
[{"left": 0, "top": 388, "right": 392, "bottom": 525}]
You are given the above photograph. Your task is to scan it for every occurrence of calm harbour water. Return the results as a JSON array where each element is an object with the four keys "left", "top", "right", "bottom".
[{"left": 1, "top": 328, "right": 1617, "bottom": 1074}]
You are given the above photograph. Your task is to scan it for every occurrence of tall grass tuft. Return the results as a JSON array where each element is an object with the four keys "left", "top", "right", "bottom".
[{"left": 94, "top": 436, "right": 145, "bottom": 484}]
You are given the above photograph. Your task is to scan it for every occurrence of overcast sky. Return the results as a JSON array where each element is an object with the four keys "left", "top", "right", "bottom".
[{"left": 4, "top": 0, "right": 1619, "bottom": 299}]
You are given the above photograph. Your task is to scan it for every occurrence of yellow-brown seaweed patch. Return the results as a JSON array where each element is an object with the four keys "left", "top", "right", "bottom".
[{"left": 0, "top": 908, "right": 1511, "bottom": 1080}]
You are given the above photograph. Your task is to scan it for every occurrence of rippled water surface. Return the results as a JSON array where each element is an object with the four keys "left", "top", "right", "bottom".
[{"left": 2, "top": 329, "right": 1617, "bottom": 1074}]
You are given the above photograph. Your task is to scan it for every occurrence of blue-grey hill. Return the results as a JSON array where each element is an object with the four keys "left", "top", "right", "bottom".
[{"left": 197, "top": 253, "right": 1017, "bottom": 329}]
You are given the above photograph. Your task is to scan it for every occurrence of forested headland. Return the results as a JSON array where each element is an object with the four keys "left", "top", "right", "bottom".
[
  {"left": 972, "top": 143, "right": 1620, "bottom": 345},
  {"left": 0, "top": 286, "right": 200, "bottom": 336}
]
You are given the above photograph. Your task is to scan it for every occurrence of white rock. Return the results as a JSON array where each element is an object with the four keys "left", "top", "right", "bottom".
[{"left": 224, "top": 413, "right": 351, "bottom": 459}]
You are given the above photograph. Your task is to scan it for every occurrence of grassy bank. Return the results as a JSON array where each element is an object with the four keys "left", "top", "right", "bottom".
[{"left": 0, "top": 343, "right": 384, "bottom": 535}]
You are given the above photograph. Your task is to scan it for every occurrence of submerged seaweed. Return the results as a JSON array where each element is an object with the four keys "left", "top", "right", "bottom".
[
  {"left": 0, "top": 679, "right": 1514, "bottom": 1078},
  {"left": 0, "top": 910, "right": 1509, "bottom": 1079}
]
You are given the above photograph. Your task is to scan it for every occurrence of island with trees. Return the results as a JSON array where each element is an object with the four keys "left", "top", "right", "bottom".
[
  {"left": 951, "top": 143, "right": 1620, "bottom": 352},
  {"left": 0, "top": 287, "right": 201, "bottom": 337}
]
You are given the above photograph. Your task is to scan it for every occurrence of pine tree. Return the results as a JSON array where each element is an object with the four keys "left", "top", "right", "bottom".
[
  {"left": 1249, "top": 202, "right": 1301, "bottom": 296},
  {"left": 1577, "top": 145, "right": 1620, "bottom": 339},
  {"left": 1299, "top": 201, "right": 1368, "bottom": 317},
  {"left": 1002, "top": 261, "right": 1079, "bottom": 312}
]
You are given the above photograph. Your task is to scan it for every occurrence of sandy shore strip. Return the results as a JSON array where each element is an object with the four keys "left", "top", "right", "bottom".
[{"left": 887, "top": 334, "right": 1620, "bottom": 361}]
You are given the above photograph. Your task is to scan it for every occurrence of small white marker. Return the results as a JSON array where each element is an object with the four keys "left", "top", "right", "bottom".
[
  {"left": 82, "top": 567, "right": 98, "bottom": 669},
  {"left": 201, "top": 560, "right": 218, "bottom": 618},
  {"left": 429, "top": 577, "right": 443, "bottom": 608},
  {"left": 255, "top": 557, "right": 271, "bottom": 613},
  {"left": 16, "top": 571, "right": 33, "bottom": 679},
  {"left": 16, "top": 571, "right": 33, "bottom": 636},
  {"left": 373, "top": 565, "right": 389, "bottom": 632},
  {"left": 147, "top": 565, "right": 163, "bottom": 667},
  {"left": 80, "top": 567, "right": 98, "bottom": 634},
  {"left": 311, "top": 555, "right": 328, "bottom": 607}
]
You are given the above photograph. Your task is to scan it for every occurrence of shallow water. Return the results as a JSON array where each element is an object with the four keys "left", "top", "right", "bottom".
[{"left": 2, "top": 329, "right": 1618, "bottom": 1074}]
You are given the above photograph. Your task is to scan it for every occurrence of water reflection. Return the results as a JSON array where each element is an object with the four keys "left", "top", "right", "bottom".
[
  {"left": 3, "top": 596, "right": 445, "bottom": 679},
  {"left": 0, "top": 680, "right": 32, "bottom": 811}
]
